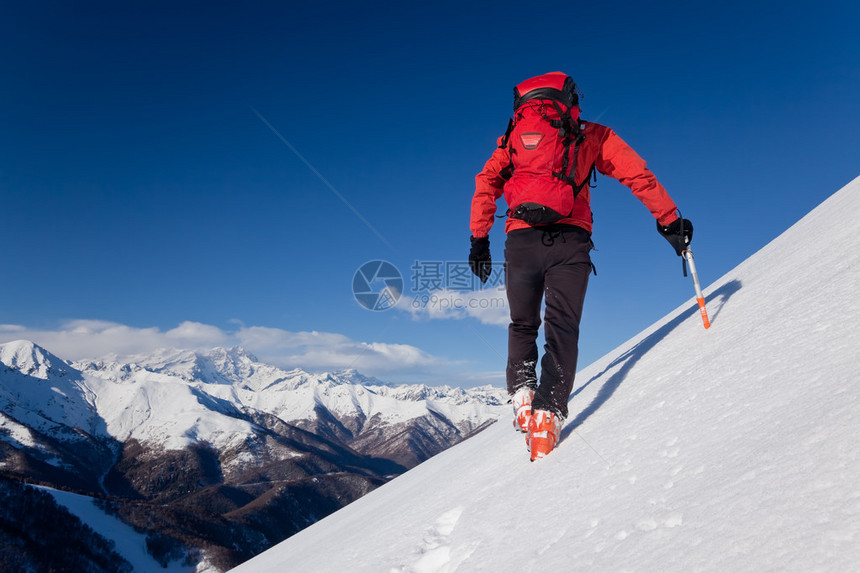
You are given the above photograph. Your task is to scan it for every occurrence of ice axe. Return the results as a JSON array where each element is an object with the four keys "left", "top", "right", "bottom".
[{"left": 682, "top": 248, "right": 710, "bottom": 329}]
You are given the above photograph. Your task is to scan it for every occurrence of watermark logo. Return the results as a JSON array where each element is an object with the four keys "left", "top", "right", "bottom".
[
  {"left": 410, "top": 261, "right": 505, "bottom": 291},
  {"left": 354, "top": 259, "right": 506, "bottom": 316},
  {"left": 353, "top": 260, "right": 403, "bottom": 311}
]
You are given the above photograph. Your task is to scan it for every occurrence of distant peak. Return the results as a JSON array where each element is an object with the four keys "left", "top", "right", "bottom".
[
  {"left": 206, "top": 346, "right": 260, "bottom": 363},
  {"left": 0, "top": 339, "right": 77, "bottom": 380},
  {"left": 332, "top": 368, "right": 388, "bottom": 387},
  {"left": 0, "top": 339, "right": 40, "bottom": 353}
]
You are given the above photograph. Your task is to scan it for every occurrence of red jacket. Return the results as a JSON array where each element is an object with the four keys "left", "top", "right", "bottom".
[{"left": 470, "top": 121, "right": 679, "bottom": 237}]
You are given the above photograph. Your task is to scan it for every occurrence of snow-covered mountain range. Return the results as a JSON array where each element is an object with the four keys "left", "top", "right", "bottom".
[
  {"left": 235, "top": 177, "right": 860, "bottom": 573},
  {"left": 0, "top": 342, "right": 507, "bottom": 570}
]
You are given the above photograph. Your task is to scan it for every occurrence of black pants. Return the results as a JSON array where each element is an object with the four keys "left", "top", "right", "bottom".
[{"left": 505, "top": 225, "right": 592, "bottom": 419}]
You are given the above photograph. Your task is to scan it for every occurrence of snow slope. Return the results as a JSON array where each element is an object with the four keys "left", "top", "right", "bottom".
[
  {"left": 33, "top": 486, "right": 189, "bottom": 573},
  {"left": 233, "top": 175, "right": 860, "bottom": 573}
]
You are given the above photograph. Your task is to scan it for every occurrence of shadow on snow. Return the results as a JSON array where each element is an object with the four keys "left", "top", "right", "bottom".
[{"left": 559, "top": 278, "right": 742, "bottom": 445}]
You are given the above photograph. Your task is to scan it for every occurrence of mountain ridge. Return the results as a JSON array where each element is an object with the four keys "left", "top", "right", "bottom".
[{"left": 0, "top": 340, "right": 507, "bottom": 570}]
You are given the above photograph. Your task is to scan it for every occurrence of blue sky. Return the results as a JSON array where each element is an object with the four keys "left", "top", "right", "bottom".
[{"left": 1, "top": 1, "right": 857, "bottom": 386}]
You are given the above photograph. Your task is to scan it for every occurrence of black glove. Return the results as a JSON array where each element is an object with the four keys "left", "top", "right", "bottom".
[
  {"left": 469, "top": 235, "right": 492, "bottom": 283},
  {"left": 657, "top": 218, "right": 694, "bottom": 256}
]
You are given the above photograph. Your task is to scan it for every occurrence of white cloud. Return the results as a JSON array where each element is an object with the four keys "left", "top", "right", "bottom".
[
  {"left": 232, "top": 327, "right": 440, "bottom": 373},
  {"left": 236, "top": 326, "right": 352, "bottom": 350},
  {"left": 398, "top": 287, "right": 509, "bottom": 326},
  {"left": 0, "top": 319, "right": 445, "bottom": 377},
  {"left": 165, "top": 321, "right": 230, "bottom": 345},
  {"left": 4, "top": 320, "right": 169, "bottom": 359}
]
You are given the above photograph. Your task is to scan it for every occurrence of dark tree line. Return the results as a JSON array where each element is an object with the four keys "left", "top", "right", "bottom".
[{"left": 0, "top": 477, "right": 133, "bottom": 572}]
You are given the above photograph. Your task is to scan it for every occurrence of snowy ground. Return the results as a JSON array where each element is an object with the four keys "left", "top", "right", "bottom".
[
  {"left": 232, "top": 176, "right": 860, "bottom": 573},
  {"left": 33, "top": 486, "right": 191, "bottom": 573}
]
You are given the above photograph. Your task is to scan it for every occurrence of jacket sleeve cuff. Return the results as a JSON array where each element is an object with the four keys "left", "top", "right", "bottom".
[{"left": 657, "top": 211, "right": 680, "bottom": 227}]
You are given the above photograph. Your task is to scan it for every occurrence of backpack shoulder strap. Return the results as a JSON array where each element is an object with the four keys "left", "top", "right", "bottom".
[
  {"left": 551, "top": 114, "right": 583, "bottom": 192},
  {"left": 499, "top": 117, "right": 514, "bottom": 148}
]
